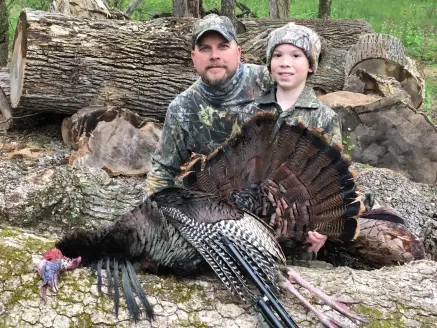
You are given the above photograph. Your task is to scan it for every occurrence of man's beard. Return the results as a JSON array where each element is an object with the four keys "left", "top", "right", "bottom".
[{"left": 201, "top": 65, "right": 233, "bottom": 87}]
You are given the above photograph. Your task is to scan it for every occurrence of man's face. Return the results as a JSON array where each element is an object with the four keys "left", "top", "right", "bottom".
[{"left": 191, "top": 32, "right": 241, "bottom": 87}]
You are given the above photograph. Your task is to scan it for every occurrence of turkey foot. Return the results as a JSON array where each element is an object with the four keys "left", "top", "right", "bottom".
[{"left": 280, "top": 267, "right": 368, "bottom": 328}]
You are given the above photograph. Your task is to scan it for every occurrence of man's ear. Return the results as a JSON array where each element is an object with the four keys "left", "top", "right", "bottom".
[
  {"left": 191, "top": 50, "right": 196, "bottom": 65},
  {"left": 236, "top": 45, "right": 242, "bottom": 61}
]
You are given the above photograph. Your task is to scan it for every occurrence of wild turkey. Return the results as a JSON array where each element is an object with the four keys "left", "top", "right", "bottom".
[
  {"left": 180, "top": 113, "right": 425, "bottom": 267},
  {"left": 35, "top": 113, "right": 424, "bottom": 327}
]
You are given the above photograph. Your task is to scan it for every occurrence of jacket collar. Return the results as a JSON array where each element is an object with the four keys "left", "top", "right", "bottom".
[
  {"left": 256, "top": 84, "right": 319, "bottom": 109},
  {"left": 198, "top": 63, "right": 244, "bottom": 105}
]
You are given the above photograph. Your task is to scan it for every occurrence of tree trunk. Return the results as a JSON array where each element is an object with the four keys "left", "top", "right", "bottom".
[
  {"left": 344, "top": 33, "right": 425, "bottom": 109},
  {"left": 9, "top": 10, "right": 376, "bottom": 125},
  {"left": 0, "top": 0, "right": 8, "bottom": 66},
  {"left": 307, "top": 48, "right": 347, "bottom": 95},
  {"left": 0, "top": 225, "right": 436, "bottom": 327},
  {"left": 125, "top": 0, "right": 142, "bottom": 16},
  {"left": 173, "top": 0, "right": 200, "bottom": 17},
  {"left": 49, "top": 0, "right": 112, "bottom": 19},
  {"left": 172, "top": 0, "right": 187, "bottom": 16},
  {"left": 269, "top": 0, "right": 289, "bottom": 19},
  {"left": 221, "top": 0, "right": 236, "bottom": 25},
  {"left": 318, "top": 0, "right": 332, "bottom": 19}
]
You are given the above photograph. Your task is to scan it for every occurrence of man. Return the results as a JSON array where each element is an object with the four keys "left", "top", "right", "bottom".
[{"left": 146, "top": 14, "right": 271, "bottom": 195}]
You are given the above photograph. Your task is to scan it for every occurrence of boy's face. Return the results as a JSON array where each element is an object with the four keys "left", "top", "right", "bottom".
[
  {"left": 191, "top": 32, "right": 241, "bottom": 87},
  {"left": 270, "top": 44, "right": 312, "bottom": 91}
]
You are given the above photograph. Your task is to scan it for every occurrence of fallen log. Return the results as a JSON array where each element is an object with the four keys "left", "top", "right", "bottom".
[
  {"left": 239, "top": 18, "right": 374, "bottom": 51},
  {"left": 1, "top": 140, "right": 435, "bottom": 258},
  {"left": 0, "top": 226, "right": 436, "bottom": 327},
  {"left": 344, "top": 33, "right": 425, "bottom": 109},
  {"left": 10, "top": 10, "right": 196, "bottom": 122},
  {"left": 9, "top": 9, "right": 376, "bottom": 122}
]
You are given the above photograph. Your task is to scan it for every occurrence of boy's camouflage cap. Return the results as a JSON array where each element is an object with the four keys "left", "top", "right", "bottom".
[
  {"left": 192, "top": 14, "right": 237, "bottom": 49},
  {"left": 266, "top": 22, "right": 322, "bottom": 73}
]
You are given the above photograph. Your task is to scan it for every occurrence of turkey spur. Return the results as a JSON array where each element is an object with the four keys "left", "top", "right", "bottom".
[{"left": 35, "top": 113, "right": 423, "bottom": 328}]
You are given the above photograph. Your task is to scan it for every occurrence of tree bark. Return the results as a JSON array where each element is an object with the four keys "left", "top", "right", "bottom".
[
  {"left": 0, "top": 67, "right": 12, "bottom": 130},
  {"left": 125, "top": 0, "right": 142, "bottom": 16},
  {"left": 50, "top": 0, "right": 112, "bottom": 19},
  {"left": 221, "top": 0, "right": 236, "bottom": 25},
  {"left": 307, "top": 48, "right": 347, "bottom": 95},
  {"left": 318, "top": 0, "right": 332, "bottom": 19},
  {"left": 269, "top": 0, "right": 289, "bottom": 19},
  {"left": 344, "top": 33, "right": 425, "bottom": 109},
  {"left": 172, "top": 0, "right": 187, "bottom": 17},
  {"left": 0, "top": 226, "right": 436, "bottom": 327},
  {"left": 0, "top": 0, "right": 7, "bottom": 66},
  {"left": 173, "top": 0, "right": 200, "bottom": 17},
  {"left": 9, "top": 10, "right": 376, "bottom": 124},
  {"left": 239, "top": 18, "right": 374, "bottom": 54},
  {"left": 320, "top": 91, "right": 437, "bottom": 185},
  {"left": 10, "top": 10, "right": 197, "bottom": 122}
]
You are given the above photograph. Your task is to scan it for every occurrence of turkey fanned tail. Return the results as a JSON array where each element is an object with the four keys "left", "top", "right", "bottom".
[{"left": 181, "top": 112, "right": 367, "bottom": 243}]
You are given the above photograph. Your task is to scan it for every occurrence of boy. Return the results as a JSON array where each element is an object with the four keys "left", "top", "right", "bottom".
[{"left": 240, "top": 22, "right": 342, "bottom": 146}]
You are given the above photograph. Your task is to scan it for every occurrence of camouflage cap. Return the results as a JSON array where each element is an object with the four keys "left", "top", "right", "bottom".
[
  {"left": 192, "top": 14, "right": 237, "bottom": 49},
  {"left": 266, "top": 22, "right": 322, "bottom": 73}
]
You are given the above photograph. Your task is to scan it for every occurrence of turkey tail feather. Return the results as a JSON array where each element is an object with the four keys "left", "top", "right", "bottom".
[
  {"left": 360, "top": 207, "right": 405, "bottom": 224},
  {"left": 121, "top": 260, "right": 140, "bottom": 322},
  {"left": 113, "top": 259, "right": 120, "bottom": 317},
  {"left": 56, "top": 201, "right": 160, "bottom": 322},
  {"left": 181, "top": 113, "right": 365, "bottom": 242},
  {"left": 97, "top": 259, "right": 103, "bottom": 294}
]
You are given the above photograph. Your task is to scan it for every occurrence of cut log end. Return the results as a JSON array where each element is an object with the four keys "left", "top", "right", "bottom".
[
  {"left": 10, "top": 13, "right": 28, "bottom": 108},
  {"left": 348, "top": 58, "right": 423, "bottom": 108},
  {"left": 345, "top": 33, "right": 425, "bottom": 109},
  {"left": 65, "top": 106, "right": 162, "bottom": 176}
]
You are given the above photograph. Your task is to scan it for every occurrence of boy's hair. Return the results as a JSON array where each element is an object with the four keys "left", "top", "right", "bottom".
[{"left": 266, "top": 23, "right": 322, "bottom": 73}]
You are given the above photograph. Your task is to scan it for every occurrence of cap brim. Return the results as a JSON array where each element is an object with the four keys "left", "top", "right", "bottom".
[{"left": 195, "top": 27, "right": 234, "bottom": 45}]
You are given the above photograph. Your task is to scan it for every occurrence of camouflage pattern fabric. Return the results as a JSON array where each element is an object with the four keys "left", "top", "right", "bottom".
[
  {"left": 244, "top": 85, "right": 342, "bottom": 146},
  {"left": 191, "top": 14, "right": 237, "bottom": 49},
  {"left": 146, "top": 63, "right": 272, "bottom": 195},
  {"left": 266, "top": 22, "right": 322, "bottom": 73}
]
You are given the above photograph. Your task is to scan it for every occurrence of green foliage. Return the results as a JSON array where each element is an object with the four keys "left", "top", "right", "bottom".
[{"left": 342, "top": 133, "right": 355, "bottom": 155}]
